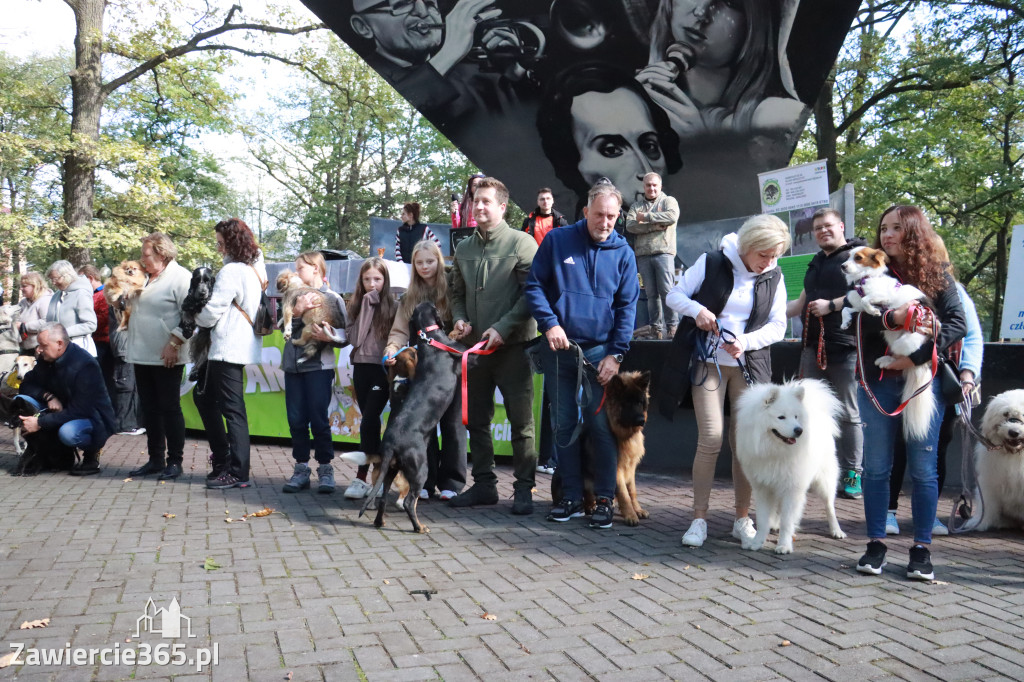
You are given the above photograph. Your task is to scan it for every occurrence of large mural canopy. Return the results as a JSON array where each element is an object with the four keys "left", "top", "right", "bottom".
[{"left": 300, "top": 0, "right": 859, "bottom": 221}]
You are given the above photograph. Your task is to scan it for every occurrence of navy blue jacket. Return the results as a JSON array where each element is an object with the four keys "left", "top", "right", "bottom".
[
  {"left": 21, "top": 342, "right": 117, "bottom": 446},
  {"left": 524, "top": 220, "right": 639, "bottom": 357}
]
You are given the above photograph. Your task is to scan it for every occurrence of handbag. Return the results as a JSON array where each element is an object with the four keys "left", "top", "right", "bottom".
[{"left": 939, "top": 358, "right": 966, "bottom": 406}]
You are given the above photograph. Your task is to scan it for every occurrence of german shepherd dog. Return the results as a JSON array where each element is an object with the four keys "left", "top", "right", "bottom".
[
  {"left": 340, "top": 302, "right": 462, "bottom": 532},
  {"left": 552, "top": 370, "right": 652, "bottom": 526}
]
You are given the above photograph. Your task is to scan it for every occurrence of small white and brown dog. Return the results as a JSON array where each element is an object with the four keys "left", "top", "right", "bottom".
[
  {"left": 972, "top": 389, "right": 1024, "bottom": 531},
  {"left": 840, "top": 246, "right": 935, "bottom": 440}
]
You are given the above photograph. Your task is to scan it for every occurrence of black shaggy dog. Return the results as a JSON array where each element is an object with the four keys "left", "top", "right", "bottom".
[
  {"left": 181, "top": 266, "right": 215, "bottom": 382},
  {"left": 343, "top": 302, "right": 463, "bottom": 533},
  {"left": 10, "top": 397, "right": 75, "bottom": 475}
]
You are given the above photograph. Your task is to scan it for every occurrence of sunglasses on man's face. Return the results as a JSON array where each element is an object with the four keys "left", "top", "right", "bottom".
[{"left": 361, "top": 0, "right": 439, "bottom": 16}]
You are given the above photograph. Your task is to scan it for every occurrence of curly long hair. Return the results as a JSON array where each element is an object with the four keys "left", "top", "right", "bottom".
[
  {"left": 399, "top": 240, "right": 450, "bottom": 325},
  {"left": 347, "top": 257, "right": 397, "bottom": 343},
  {"left": 873, "top": 205, "right": 950, "bottom": 298},
  {"left": 214, "top": 218, "right": 260, "bottom": 265}
]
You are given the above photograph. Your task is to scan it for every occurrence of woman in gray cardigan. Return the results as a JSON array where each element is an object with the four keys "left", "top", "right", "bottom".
[
  {"left": 126, "top": 232, "right": 192, "bottom": 481},
  {"left": 45, "top": 260, "right": 97, "bottom": 356}
]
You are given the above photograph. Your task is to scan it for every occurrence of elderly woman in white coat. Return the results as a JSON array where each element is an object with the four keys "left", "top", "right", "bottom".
[
  {"left": 126, "top": 232, "right": 192, "bottom": 481},
  {"left": 193, "top": 217, "right": 268, "bottom": 490},
  {"left": 44, "top": 260, "right": 98, "bottom": 356}
]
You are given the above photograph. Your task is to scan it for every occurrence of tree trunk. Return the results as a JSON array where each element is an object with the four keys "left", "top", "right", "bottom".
[
  {"left": 991, "top": 219, "right": 1009, "bottom": 341},
  {"left": 813, "top": 73, "right": 841, "bottom": 192},
  {"left": 63, "top": 0, "right": 107, "bottom": 266}
]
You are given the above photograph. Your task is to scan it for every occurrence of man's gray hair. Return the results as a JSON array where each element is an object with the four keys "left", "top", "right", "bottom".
[
  {"left": 38, "top": 322, "right": 70, "bottom": 345},
  {"left": 46, "top": 260, "right": 78, "bottom": 288},
  {"left": 588, "top": 182, "right": 623, "bottom": 208},
  {"left": 643, "top": 172, "right": 662, "bottom": 183}
]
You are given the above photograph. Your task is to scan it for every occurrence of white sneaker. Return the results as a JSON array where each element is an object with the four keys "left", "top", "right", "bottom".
[
  {"left": 439, "top": 490, "right": 457, "bottom": 501},
  {"left": 344, "top": 478, "right": 371, "bottom": 499},
  {"left": 681, "top": 519, "right": 708, "bottom": 547},
  {"left": 419, "top": 489, "right": 429, "bottom": 500},
  {"left": 732, "top": 517, "right": 757, "bottom": 542},
  {"left": 536, "top": 464, "right": 555, "bottom": 475},
  {"left": 885, "top": 511, "right": 900, "bottom": 535},
  {"left": 931, "top": 517, "right": 949, "bottom": 536}
]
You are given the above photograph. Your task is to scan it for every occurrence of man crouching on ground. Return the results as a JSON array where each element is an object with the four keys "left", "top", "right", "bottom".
[
  {"left": 18, "top": 323, "right": 116, "bottom": 476},
  {"left": 523, "top": 181, "right": 639, "bottom": 529}
]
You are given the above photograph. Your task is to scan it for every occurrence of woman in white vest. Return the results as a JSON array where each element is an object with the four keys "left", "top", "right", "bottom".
[{"left": 193, "top": 218, "right": 267, "bottom": 490}]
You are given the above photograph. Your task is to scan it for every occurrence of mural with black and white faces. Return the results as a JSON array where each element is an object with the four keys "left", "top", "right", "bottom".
[{"left": 300, "top": 0, "right": 858, "bottom": 221}]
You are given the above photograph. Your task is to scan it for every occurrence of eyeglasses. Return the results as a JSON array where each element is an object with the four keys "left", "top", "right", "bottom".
[{"left": 360, "top": 0, "right": 439, "bottom": 16}]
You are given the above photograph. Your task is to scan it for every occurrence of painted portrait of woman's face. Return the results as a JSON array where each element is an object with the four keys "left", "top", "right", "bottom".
[
  {"left": 570, "top": 87, "right": 668, "bottom": 205},
  {"left": 670, "top": 0, "right": 747, "bottom": 69}
]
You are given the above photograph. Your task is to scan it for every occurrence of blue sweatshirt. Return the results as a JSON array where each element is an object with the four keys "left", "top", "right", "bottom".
[{"left": 524, "top": 219, "right": 639, "bottom": 357}]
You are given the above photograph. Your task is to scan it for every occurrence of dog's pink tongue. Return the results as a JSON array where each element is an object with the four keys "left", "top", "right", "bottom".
[{"left": 785, "top": 437, "right": 797, "bottom": 445}]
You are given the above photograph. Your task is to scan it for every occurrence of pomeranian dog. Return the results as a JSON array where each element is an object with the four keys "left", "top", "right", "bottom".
[
  {"left": 275, "top": 270, "right": 340, "bottom": 361},
  {"left": 103, "top": 260, "right": 147, "bottom": 330},
  {"left": 734, "top": 379, "right": 847, "bottom": 554},
  {"left": 972, "top": 389, "right": 1024, "bottom": 531},
  {"left": 840, "top": 246, "right": 935, "bottom": 440}
]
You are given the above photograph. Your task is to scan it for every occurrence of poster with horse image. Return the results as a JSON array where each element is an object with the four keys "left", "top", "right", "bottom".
[{"left": 299, "top": 0, "right": 859, "bottom": 222}]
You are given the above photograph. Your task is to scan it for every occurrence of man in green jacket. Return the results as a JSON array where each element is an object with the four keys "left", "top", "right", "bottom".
[{"left": 449, "top": 177, "right": 539, "bottom": 515}]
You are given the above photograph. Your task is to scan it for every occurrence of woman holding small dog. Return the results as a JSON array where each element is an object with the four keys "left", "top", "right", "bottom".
[
  {"left": 342, "top": 257, "right": 398, "bottom": 500},
  {"left": 664, "top": 215, "right": 790, "bottom": 548},
  {"left": 854, "top": 205, "right": 966, "bottom": 581},
  {"left": 43, "top": 260, "right": 98, "bottom": 356},
  {"left": 193, "top": 218, "right": 268, "bottom": 490},
  {"left": 382, "top": 240, "right": 467, "bottom": 502},
  {"left": 126, "top": 232, "right": 192, "bottom": 481},
  {"left": 17, "top": 272, "right": 53, "bottom": 351},
  {"left": 280, "top": 251, "right": 347, "bottom": 495}
]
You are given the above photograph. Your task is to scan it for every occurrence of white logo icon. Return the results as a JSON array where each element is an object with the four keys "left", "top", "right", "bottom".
[
  {"left": 563, "top": 257, "right": 576, "bottom": 265},
  {"left": 135, "top": 598, "right": 195, "bottom": 639}
]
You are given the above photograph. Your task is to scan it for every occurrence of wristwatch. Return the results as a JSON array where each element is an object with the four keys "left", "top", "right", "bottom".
[
  {"left": 612, "top": 353, "right": 624, "bottom": 363},
  {"left": 828, "top": 299, "right": 837, "bottom": 313}
]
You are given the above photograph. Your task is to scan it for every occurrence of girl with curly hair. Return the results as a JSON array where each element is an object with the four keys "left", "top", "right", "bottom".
[{"left": 854, "top": 205, "right": 966, "bottom": 581}]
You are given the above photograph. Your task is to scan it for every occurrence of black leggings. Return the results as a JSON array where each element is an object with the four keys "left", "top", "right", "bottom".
[
  {"left": 193, "top": 361, "right": 250, "bottom": 480},
  {"left": 353, "top": 363, "right": 389, "bottom": 479},
  {"left": 134, "top": 364, "right": 185, "bottom": 464}
]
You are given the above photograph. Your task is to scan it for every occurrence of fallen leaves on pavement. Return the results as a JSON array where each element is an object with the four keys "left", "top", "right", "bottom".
[
  {"left": 203, "top": 558, "right": 221, "bottom": 571},
  {"left": 20, "top": 618, "right": 49, "bottom": 629},
  {"left": 631, "top": 573, "right": 649, "bottom": 580},
  {"left": 482, "top": 613, "right": 497, "bottom": 621}
]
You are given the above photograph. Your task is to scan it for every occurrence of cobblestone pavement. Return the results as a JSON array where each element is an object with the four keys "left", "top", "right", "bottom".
[{"left": 1, "top": 433, "right": 1023, "bottom": 681}]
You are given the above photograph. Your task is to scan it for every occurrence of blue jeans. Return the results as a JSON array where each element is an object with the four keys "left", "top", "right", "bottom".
[
  {"left": 284, "top": 369, "right": 335, "bottom": 464},
  {"left": 543, "top": 344, "right": 617, "bottom": 501},
  {"left": 858, "top": 374, "right": 943, "bottom": 544},
  {"left": 799, "top": 347, "right": 863, "bottom": 474},
  {"left": 17, "top": 395, "right": 97, "bottom": 450}
]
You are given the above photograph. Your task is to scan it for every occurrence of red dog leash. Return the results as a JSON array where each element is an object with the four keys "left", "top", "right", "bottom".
[{"left": 418, "top": 325, "right": 498, "bottom": 426}]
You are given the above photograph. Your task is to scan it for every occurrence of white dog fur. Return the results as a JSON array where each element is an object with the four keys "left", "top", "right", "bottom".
[
  {"left": 734, "top": 379, "right": 847, "bottom": 554},
  {"left": 839, "top": 246, "right": 935, "bottom": 440},
  {"left": 973, "top": 389, "right": 1024, "bottom": 531}
]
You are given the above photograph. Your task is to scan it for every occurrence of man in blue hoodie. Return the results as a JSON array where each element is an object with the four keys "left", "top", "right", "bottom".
[{"left": 524, "top": 182, "right": 639, "bottom": 529}]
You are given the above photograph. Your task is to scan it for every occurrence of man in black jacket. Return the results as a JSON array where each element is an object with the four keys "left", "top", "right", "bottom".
[
  {"left": 18, "top": 323, "right": 117, "bottom": 476},
  {"left": 521, "top": 188, "right": 568, "bottom": 245},
  {"left": 786, "top": 208, "right": 866, "bottom": 499}
]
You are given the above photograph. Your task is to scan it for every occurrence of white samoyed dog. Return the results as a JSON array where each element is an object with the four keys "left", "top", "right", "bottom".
[
  {"left": 734, "top": 379, "right": 847, "bottom": 554},
  {"left": 972, "top": 389, "right": 1024, "bottom": 531},
  {"left": 839, "top": 246, "right": 935, "bottom": 441}
]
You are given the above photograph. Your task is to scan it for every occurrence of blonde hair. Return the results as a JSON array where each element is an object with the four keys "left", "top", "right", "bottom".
[
  {"left": 296, "top": 251, "right": 327, "bottom": 282},
  {"left": 738, "top": 214, "right": 791, "bottom": 256},
  {"left": 141, "top": 232, "right": 178, "bottom": 263},
  {"left": 400, "top": 240, "right": 450, "bottom": 323},
  {"left": 20, "top": 272, "right": 50, "bottom": 302}
]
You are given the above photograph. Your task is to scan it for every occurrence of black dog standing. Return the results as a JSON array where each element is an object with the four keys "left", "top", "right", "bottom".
[{"left": 360, "top": 302, "right": 464, "bottom": 533}]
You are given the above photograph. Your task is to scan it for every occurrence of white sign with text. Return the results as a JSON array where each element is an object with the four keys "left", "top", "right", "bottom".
[
  {"left": 758, "top": 160, "right": 831, "bottom": 214},
  {"left": 1000, "top": 224, "right": 1024, "bottom": 339}
]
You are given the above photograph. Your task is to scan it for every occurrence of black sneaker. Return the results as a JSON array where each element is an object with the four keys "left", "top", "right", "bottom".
[
  {"left": 511, "top": 488, "right": 533, "bottom": 515},
  {"left": 907, "top": 544, "right": 935, "bottom": 581},
  {"left": 857, "top": 540, "right": 888, "bottom": 575},
  {"left": 206, "top": 473, "right": 250, "bottom": 490},
  {"left": 547, "top": 499, "right": 584, "bottom": 522},
  {"left": 207, "top": 466, "right": 226, "bottom": 481},
  {"left": 589, "top": 497, "right": 613, "bottom": 529},
  {"left": 448, "top": 483, "right": 498, "bottom": 508}
]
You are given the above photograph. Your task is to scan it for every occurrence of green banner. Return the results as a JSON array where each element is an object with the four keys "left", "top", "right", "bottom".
[{"left": 181, "top": 332, "right": 542, "bottom": 456}]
